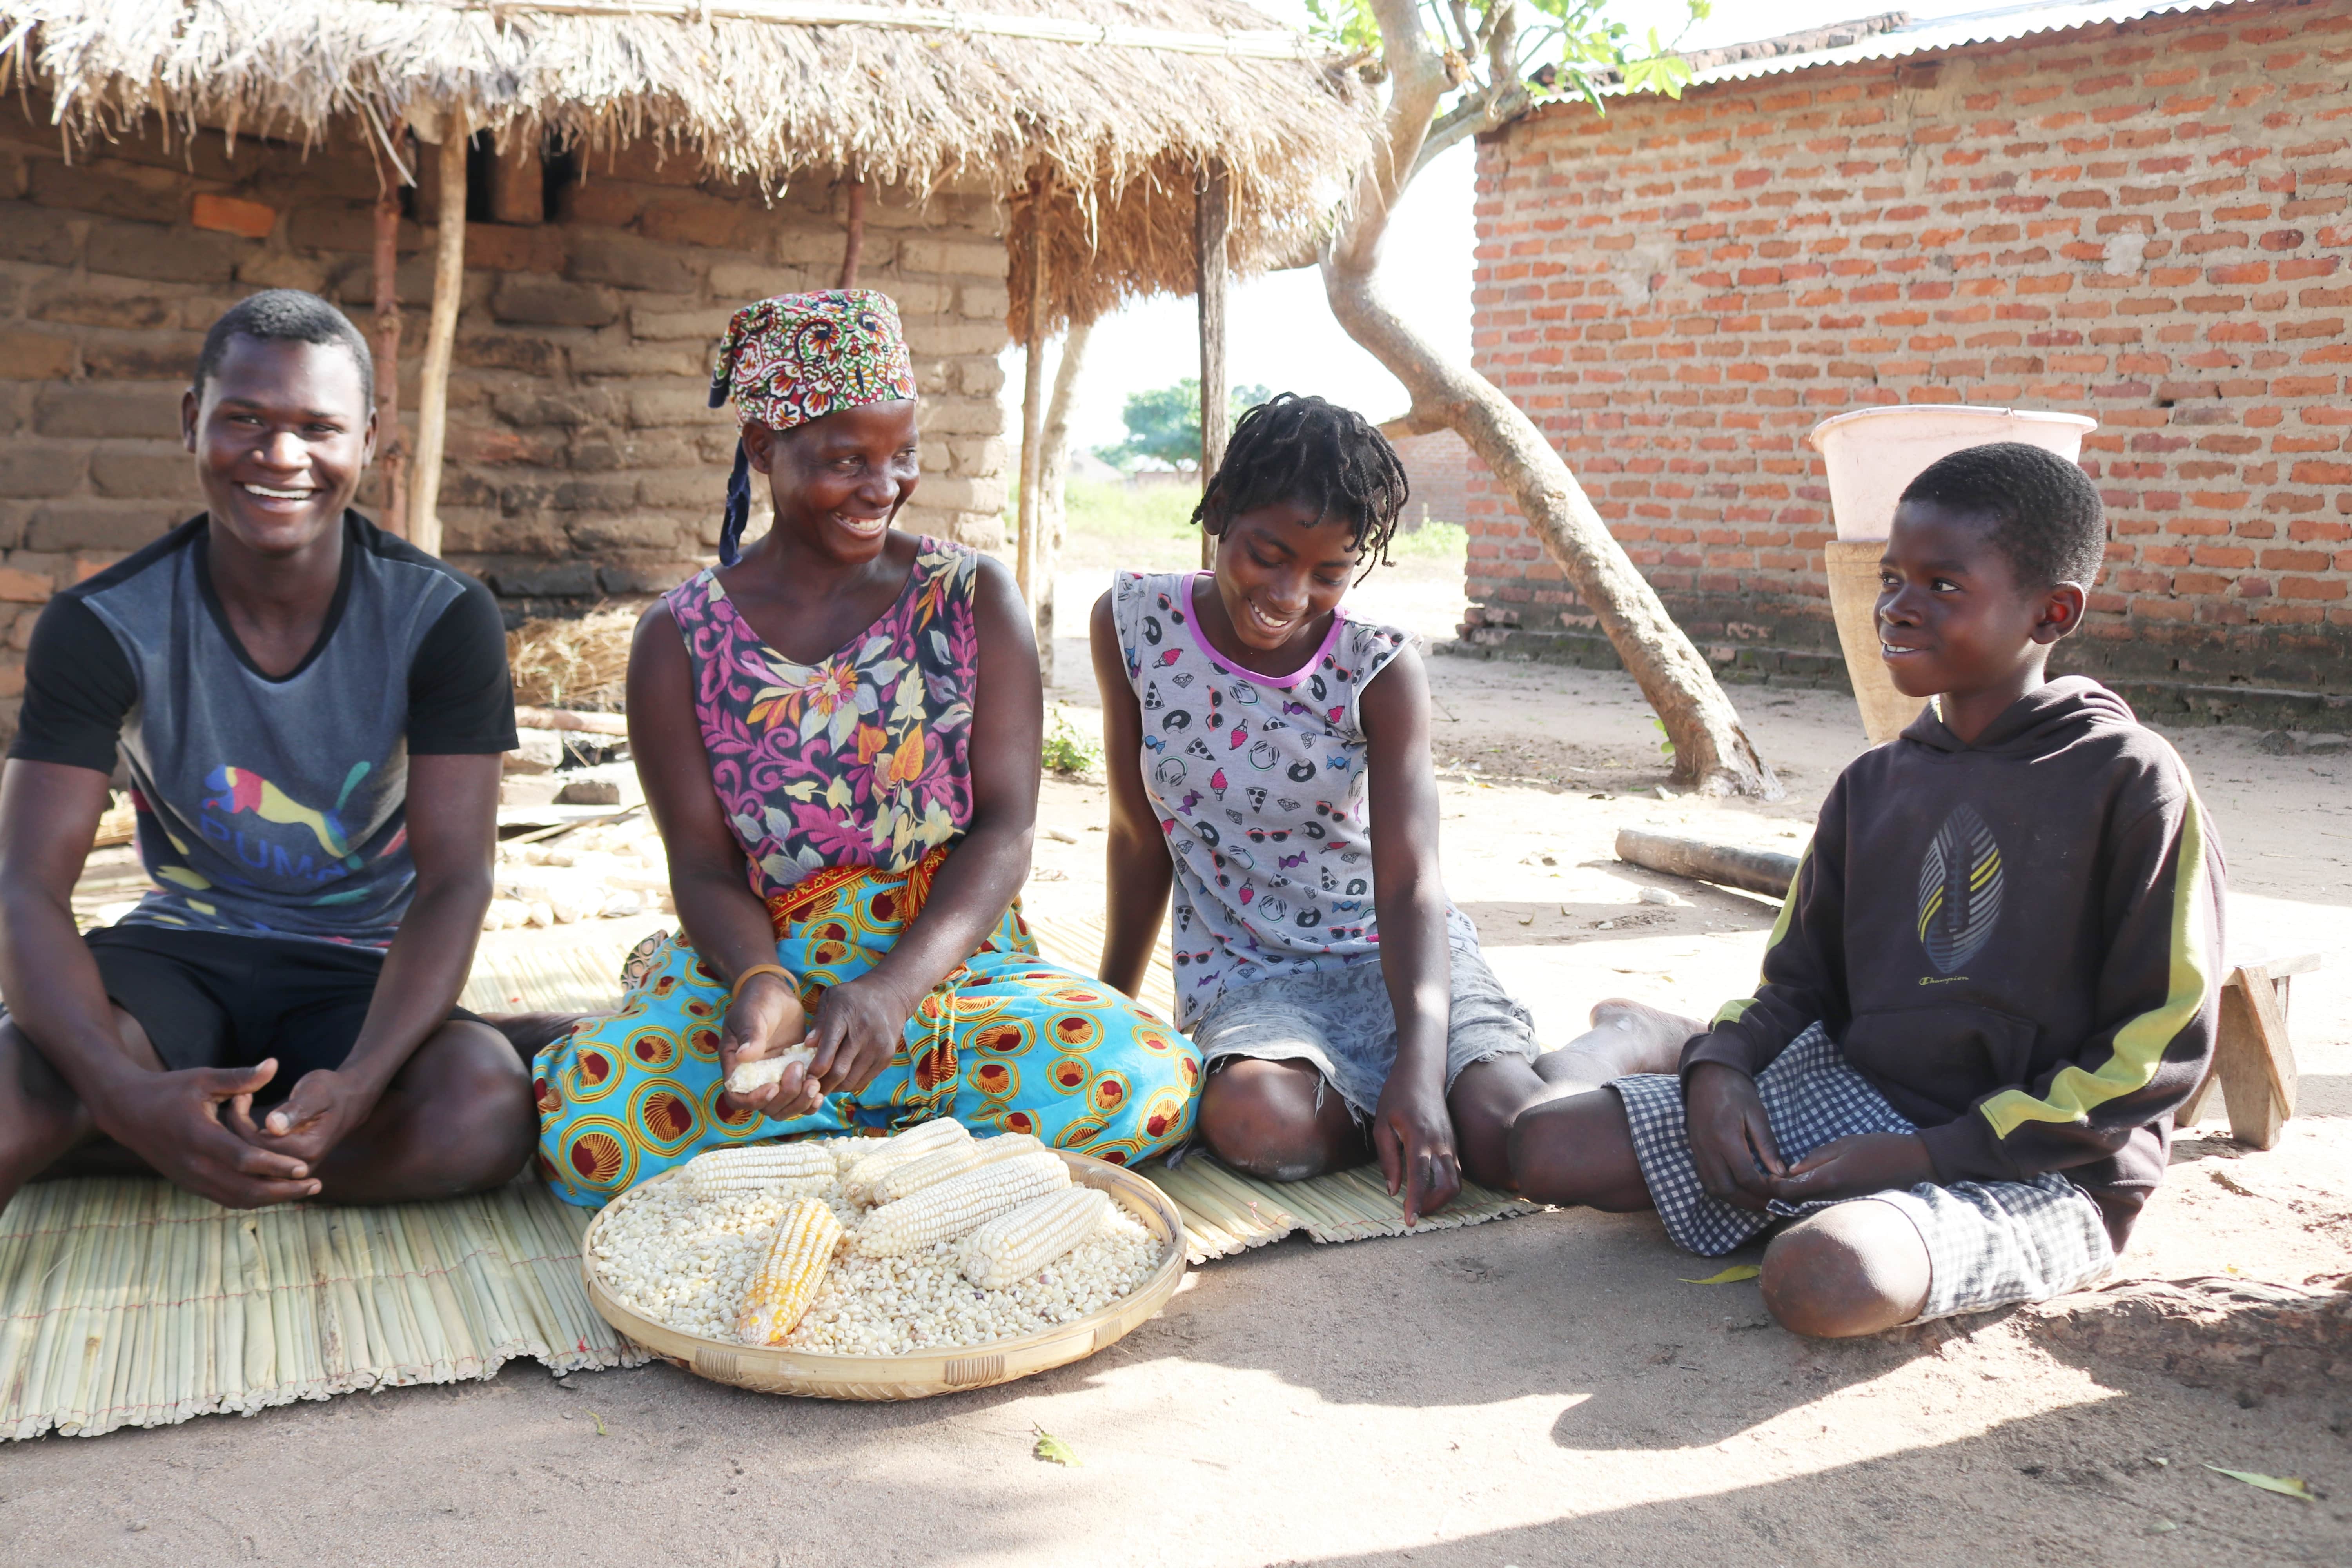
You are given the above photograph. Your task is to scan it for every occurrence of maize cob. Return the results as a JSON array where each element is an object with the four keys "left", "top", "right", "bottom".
[
  {"left": 870, "top": 1132, "right": 1044, "bottom": 1207},
  {"left": 725, "top": 1044, "right": 818, "bottom": 1096},
  {"left": 735, "top": 1198, "right": 844, "bottom": 1345},
  {"left": 840, "top": 1118, "right": 971, "bottom": 1205},
  {"left": 683, "top": 1141, "right": 837, "bottom": 1198},
  {"left": 960, "top": 1186, "right": 1112, "bottom": 1288},
  {"left": 855, "top": 1149, "right": 1071, "bottom": 1257}
]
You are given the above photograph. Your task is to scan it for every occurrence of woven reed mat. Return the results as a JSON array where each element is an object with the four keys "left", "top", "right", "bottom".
[
  {"left": 0, "top": 913, "right": 1541, "bottom": 1439},
  {"left": 467, "top": 915, "right": 1542, "bottom": 1263},
  {"left": 0, "top": 1179, "right": 643, "bottom": 1441}
]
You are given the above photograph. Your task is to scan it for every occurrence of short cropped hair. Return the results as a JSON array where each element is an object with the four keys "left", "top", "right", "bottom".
[
  {"left": 1899, "top": 441, "right": 2106, "bottom": 590},
  {"left": 1194, "top": 393, "right": 1410, "bottom": 571},
  {"left": 194, "top": 289, "right": 375, "bottom": 409}
]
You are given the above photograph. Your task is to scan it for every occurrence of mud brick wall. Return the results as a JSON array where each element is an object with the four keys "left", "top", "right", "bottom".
[
  {"left": 0, "top": 95, "right": 1013, "bottom": 735},
  {"left": 1465, "top": 0, "right": 2352, "bottom": 724}
]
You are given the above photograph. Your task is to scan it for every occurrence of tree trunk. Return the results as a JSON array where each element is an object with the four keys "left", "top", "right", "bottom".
[
  {"left": 368, "top": 117, "right": 410, "bottom": 539},
  {"left": 1332, "top": 1, "right": 1779, "bottom": 800},
  {"left": 1195, "top": 161, "right": 1230, "bottom": 569},
  {"left": 1034, "top": 318, "right": 1092, "bottom": 688},
  {"left": 410, "top": 110, "right": 469, "bottom": 561}
]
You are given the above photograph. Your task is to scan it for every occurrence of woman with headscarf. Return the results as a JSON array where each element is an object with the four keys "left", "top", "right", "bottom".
[{"left": 532, "top": 292, "right": 1198, "bottom": 1205}]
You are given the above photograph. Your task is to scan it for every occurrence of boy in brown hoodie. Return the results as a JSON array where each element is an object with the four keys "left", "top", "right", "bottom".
[{"left": 1510, "top": 443, "right": 2225, "bottom": 1337}]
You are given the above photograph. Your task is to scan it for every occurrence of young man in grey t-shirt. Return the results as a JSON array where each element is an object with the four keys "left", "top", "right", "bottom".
[{"left": 0, "top": 290, "right": 531, "bottom": 1209}]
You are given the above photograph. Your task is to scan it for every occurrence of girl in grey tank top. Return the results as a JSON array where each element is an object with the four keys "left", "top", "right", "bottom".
[{"left": 1093, "top": 395, "right": 1552, "bottom": 1223}]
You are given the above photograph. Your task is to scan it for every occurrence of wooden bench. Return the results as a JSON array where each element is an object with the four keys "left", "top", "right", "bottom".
[{"left": 2175, "top": 950, "right": 2319, "bottom": 1151}]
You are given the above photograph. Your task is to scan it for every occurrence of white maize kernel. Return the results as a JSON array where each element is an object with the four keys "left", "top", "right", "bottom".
[
  {"left": 961, "top": 1186, "right": 1111, "bottom": 1288},
  {"left": 840, "top": 1118, "right": 971, "bottom": 1205},
  {"left": 587, "top": 1144, "right": 1161, "bottom": 1356},
  {"left": 855, "top": 1150, "right": 1071, "bottom": 1257},
  {"left": 870, "top": 1132, "right": 1042, "bottom": 1207},
  {"left": 725, "top": 1045, "right": 818, "bottom": 1096}
]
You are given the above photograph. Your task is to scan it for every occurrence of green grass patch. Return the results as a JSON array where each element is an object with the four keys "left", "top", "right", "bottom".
[
  {"left": 1064, "top": 478, "right": 1203, "bottom": 545},
  {"left": 1385, "top": 520, "right": 1466, "bottom": 563}
]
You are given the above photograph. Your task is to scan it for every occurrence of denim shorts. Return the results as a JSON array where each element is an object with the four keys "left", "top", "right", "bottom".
[{"left": 1189, "top": 944, "right": 1539, "bottom": 1120}]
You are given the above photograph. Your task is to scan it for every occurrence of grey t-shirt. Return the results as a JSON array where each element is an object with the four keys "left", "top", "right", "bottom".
[{"left": 11, "top": 512, "right": 516, "bottom": 947}]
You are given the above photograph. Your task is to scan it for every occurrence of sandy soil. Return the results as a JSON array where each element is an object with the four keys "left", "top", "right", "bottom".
[{"left": 7, "top": 567, "right": 2347, "bottom": 1565}]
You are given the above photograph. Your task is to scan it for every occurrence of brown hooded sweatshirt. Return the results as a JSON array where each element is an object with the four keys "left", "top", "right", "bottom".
[{"left": 1681, "top": 677, "right": 2226, "bottom": 1247}]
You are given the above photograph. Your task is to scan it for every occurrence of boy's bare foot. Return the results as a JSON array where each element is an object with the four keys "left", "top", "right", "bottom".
[{"left": 1530, "top": 998, "right": 1706, "bottom": 1093}]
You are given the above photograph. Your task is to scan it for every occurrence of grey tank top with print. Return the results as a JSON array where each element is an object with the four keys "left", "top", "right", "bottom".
[{"left": 1111, "top": 570, "right": 1478, "bottom": 1029}]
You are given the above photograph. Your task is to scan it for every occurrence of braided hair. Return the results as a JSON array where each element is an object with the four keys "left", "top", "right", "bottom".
[{"left": 1192, "top": 393, "right": 1411, "bottom": 575}]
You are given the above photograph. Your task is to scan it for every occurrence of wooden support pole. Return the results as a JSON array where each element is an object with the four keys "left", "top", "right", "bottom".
[
  {"left": 1014, "top": 171, "right": 1051, "bottom": 618},
  {"left": 369, "top": 116, "right": 410, "bottom": 539},
  {"left": 838, "top": 159, "right": 866, "bottom": 289},
  {"left": 1195, "top": 159, "right": 1230, "bottom": 568},
  {"left": 410, "top": 109, "right": 469, "bottom": 559},
  {"left": 1034, "top": 316, "right": 1092, "bottom": 688}
]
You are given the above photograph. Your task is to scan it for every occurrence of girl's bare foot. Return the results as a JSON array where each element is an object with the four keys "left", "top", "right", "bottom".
[
  {"left": 485, "top": 1012, "right": 596, "bottom": 1058},
  {"left": 1530, "top": 998, "right": 1707, "bottom": 1093}
]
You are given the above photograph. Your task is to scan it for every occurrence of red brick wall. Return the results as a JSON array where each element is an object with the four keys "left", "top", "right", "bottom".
[
  {"left": 1465, "top": 0, "right": 2352, "bottom": 719},
  {"left": 1388, "top": 426, "right": 1484, "bottom": 526}
]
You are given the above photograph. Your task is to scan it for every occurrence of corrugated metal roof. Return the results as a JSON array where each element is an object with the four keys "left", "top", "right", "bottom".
[{"left": 1678, "top": 0, "right": 2249, "bottom": 87}]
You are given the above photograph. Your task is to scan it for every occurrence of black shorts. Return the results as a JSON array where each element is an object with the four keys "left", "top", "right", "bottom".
[{"left": 83, "top": 925, "right": 485, "bottom": 1099}]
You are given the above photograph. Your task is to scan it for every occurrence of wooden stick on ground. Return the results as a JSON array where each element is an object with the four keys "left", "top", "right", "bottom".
[
  {"left": 410, "top": 107, "right": 470, "bottom": 559},
  {"left": 1614, "top": 828, "right": 1799, "bottom": 899},
  {"left": 514, "top": 705, "right": 629, "bottom": 736}
]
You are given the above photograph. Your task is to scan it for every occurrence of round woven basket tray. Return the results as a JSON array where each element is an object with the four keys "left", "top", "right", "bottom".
[{"left": 581, "top": 1149, "right": 1188, "bottom": 1401}]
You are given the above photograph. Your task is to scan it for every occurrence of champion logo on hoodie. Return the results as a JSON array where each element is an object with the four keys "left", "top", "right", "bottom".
[{"left": 1918, "top": 802, "right": 2004, "bottom": 974}]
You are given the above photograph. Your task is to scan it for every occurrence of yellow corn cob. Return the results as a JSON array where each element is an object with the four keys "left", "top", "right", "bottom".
[
  {"left": 854, "top": 1150, "right": 1071, "bottom": 1257},
  {"left": 725, "top": 1044, "right": 817, "bottom": 1096},
  {"left": 735, "top": 1198, "right": 844, "bottom": 1345},
  {"left": 959, "top": 1186, "right": 1112, "bottom": 1288},
  {"left": 683, "top": 1141, "right": 836, "bottom": 1198},
  {"left": 870, "top": 1132, "right": 1043, "bottom": 1207},
  {"left": 841, "top": 1118, "right": 971, "bottom": 1205}
]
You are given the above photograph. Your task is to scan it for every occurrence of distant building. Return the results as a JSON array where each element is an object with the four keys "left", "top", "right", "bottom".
[
  {"left": 1383, "top": 424, "right": 1486, "bottom": 530},
  {"left": 1462, "top": 0, "right": 2351, "bottom": 728}
]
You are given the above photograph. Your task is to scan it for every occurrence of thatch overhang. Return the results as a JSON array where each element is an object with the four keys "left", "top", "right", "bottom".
[{"left": 0, "top": 0, "right": 1375, "bottom": 327}]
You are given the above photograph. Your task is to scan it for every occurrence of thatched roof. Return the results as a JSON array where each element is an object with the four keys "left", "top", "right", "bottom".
[{"left": 0, "top": 0, "right": 1375, "bottom": 325}]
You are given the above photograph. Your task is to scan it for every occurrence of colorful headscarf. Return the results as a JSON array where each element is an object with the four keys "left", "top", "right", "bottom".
[{"left": 706, "top": 290, "right": 919, "bottom": 565}]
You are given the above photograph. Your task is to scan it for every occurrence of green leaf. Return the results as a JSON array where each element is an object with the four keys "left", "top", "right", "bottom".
[
  {"left": 1621, "top": 50, "right": 1694, "bottom": 100},
  {"left": 589, "top": 1411, "right": 608, "bottom": 1437},
  {"left": 1680, "top": 1264, "right": 1761, "bottom": 1285},
  {"left": 2204, "top": 1465, "right": 2316, "bottom": 1502},
  {"left": 1033, "top": 1426, "right": 1082, "bottom": 1467}
]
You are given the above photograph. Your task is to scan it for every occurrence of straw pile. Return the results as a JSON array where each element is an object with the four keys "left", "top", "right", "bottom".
[
  {"left": 507, "top": 605, "right": 637, "bottom": 713},
  {"left": 0, "top": 0, "right": 1377, "bottom": 327}
]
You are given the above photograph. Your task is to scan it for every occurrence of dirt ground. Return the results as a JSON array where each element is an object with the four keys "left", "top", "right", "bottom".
[{"left": 5, "top": 559, "right": 2348, "bottom": 1565}]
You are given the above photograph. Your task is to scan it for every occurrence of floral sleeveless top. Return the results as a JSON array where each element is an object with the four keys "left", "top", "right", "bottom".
[{"left": 666, "top": 538, "right": 980, "bottom": 899}]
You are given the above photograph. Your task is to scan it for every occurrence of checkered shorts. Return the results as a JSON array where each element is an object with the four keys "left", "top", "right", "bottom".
[{"left": 1613, "top": 1023, "right": 2115, "bottom": 1322}]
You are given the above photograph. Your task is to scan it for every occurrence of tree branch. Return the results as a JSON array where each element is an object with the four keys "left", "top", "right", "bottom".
[{"left": 1319, "top": 0, "right": 1780, "bottom": 798}]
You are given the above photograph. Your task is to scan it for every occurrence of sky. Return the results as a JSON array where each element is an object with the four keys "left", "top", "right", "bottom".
[{"left": 1008, "top": 0, "right": 2014, "bottom": 456}]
